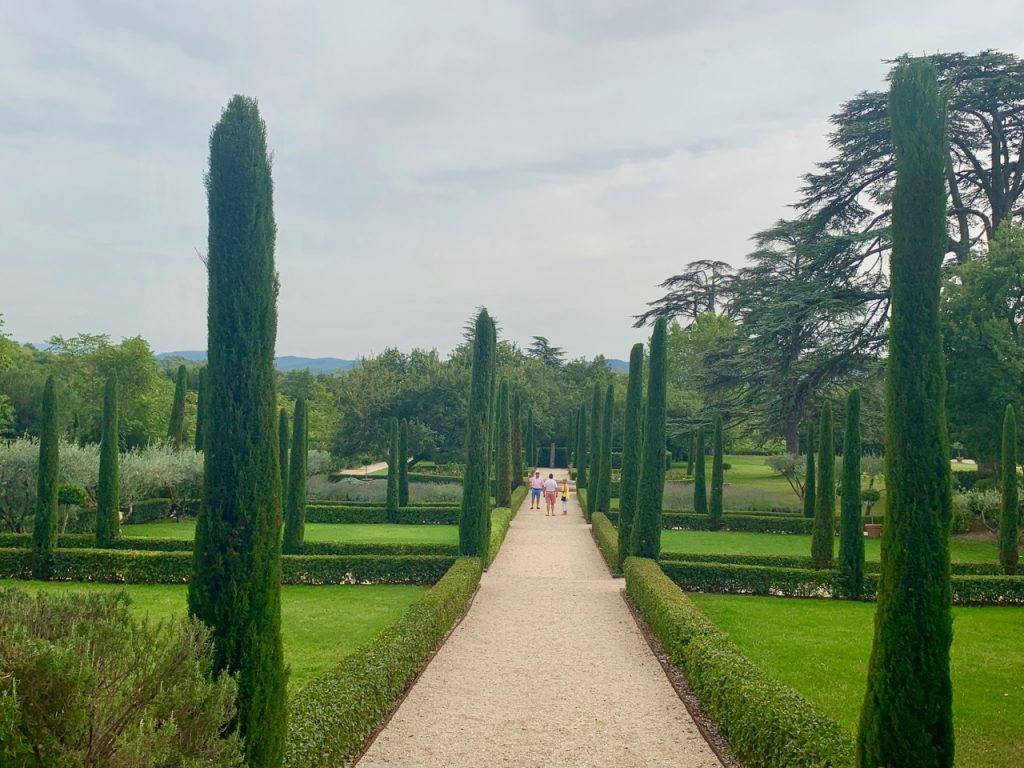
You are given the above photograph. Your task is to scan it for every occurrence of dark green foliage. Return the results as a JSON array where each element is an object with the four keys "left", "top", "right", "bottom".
[
  {"left": 386, "top": 417, "right": 400, "bottom": 523},
  {"left": 587, "top": 381, "right": 603, "bottom": 519},
  {"left": 168, "top": 364, "right": 187, "bottom": 450},
  {"left": 95, "top": 373, "right": 120, "bottom": 548},
  {"left": 459, "top": 309, "right": 494, "bottom": 556},
  {"left": 511, "top": 394, "right": 525, "bottom": 489},
  {"left": 398, "top": 419, "right": 410, "bottom": 506},
  {"left": 305, "top": 504, "right": 459, "bottom": 524},
  {"left": 495, "top": 379, "right": 513, "bottom": 507},
  {"left": 608, "top": 510, "right": 814, "bottom": 534},
  {"left": 686, "top": 433, "right": 695, "bottom": 476},
  {"left": 487, "top": 506, "right": 513, "bottom": 565},
  {"left": 803, "top": 427, "right": 816, "bottom": 519},
  {"left": 283, "top": 558, "right": 481, "bottom": 767},
  {"left": 625, "top": 557, "right": 854, "bottom": 768},
  {"left": 525, "top": 409, "right": 535, "bottom": 470},
  {"left": 631, "top": 318, "right": 668, "bottom": 558},
  {"left": 693, "top": 427, "right": 708, "bottom": 514},
  {"left": 575, "top": 402, "right": 588, "bottom": 489},
  {"left": 1000, "top": 405, "right": 1019, "bottom": 575},
  {"left": 618, "top": 343, "right": 644, "bottom": 563},
  {"left": 279, "top": 408, "right": 289, "bottom": 502},
  {"left": 283, "top": 399, "right": 308, "bottom": 554},
  {"left": 195, "top": 366, "right": 207, "bottom": 451},
  {"left": 858, "top": 60, "right": 954, "bottom": 768},
  {"left": 596, "top": 384, "right": 614, "bottom": 513},
  {"left": 709, "top": 414, "right": 724, "bottom": 530},
  {"left": 30, "top": 376, "right": 58, "bottom": 579},
  {"left": 592, "top": 512, "right": 619, "bottom": 571},
  {"left": 838, "top": 389, "right": 865, "bottom": 597},
  {"left": 811, "top": 404, "right": 835, "bottom": 569},
  {"left": 187, "top": 95, "right": 285, "bottom": 768}
]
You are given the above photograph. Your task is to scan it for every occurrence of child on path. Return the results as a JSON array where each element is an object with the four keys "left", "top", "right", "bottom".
[
  {"left": 529, "top": 471, "right": 543, "bottom": 509},
  {"left": 543, "top": 473, "right": 558, "bottom": 516},
  {"left": 561, "top": 479, "right": 570, "bottom": 515}
]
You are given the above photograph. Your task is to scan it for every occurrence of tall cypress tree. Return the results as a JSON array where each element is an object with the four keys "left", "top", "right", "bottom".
[
  {"left": 596, "top": 383, "right": 614, "bottom": 513},
  {"left": 95, "top": 373, "right": 120, "bottom": 548},
  {"left": 399, "top": 418, "right": 410, "bottom": 507},
  {"left": 618, "top": 343, "right": 644, "bottom": 564},
  {"left": 631, "top": 318, "right": 668, "bottom": 558},
  {"left": 481, "top": 317, "right": 497, "bottom": 556},
  {"left": 838, "top": 389, "right": 865, "bottom": 597},
  {"left": 526, "top": 409, "right": 535, "bottom": 469},
  {"left": 709, "top": 414, "right": 724, "bottom": 530},
  {"left": 187, "top": 95, "right": 285, "bottom": 768},
  {"left": 496, "top": 379, "right": 513, "bottom": 507},
  {"left": 1000, "top": 404, "right": 1018, "bottom": 575},
  {"left": 278, "top": 408, "right": 289, "bottom": 504},
  {"left": 386, "top": 417, "right": 400, "bottom": 523},
  {"left": 803, "top": 426, "right": 817, "bottom": 519},
  {"left": 168, "top": 364, "right": 188, "bottom": 450},
  {"left": 283, "top": 398, "right": 307, "bottom": 555},
  {"left": 576, "top": 402, "right": 588, "bottom": 489},
  {"left": 587, "top": 381, "right": 603, "bottom": 519},
  {"left": 459, "top": 309, "right": 494, "bottom": 556},
  {"left": 693, "top": 427, "right": 707, "bottom": 515},
  {"left": 30, "top": 376, "right": 59, "bottom": 580},
  {"left": 858, "top": 60, "right": 954, "bottom": 768},
  {"left": 811, "top": 404, "right": 835, "bottom": 569},
  {"left": 686, "top": 433, "right": 695, "bottom": 476},
  {"left": 512, "top": 393, "right": 525, "bottom": 489},
  {"left": 194, "top": 366, "right": 207, "bottom": 452}
]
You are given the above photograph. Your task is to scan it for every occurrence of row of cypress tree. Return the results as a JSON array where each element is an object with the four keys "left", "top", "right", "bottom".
[{"left": 459, "top": 309, "right": 497, "bottom": 557}]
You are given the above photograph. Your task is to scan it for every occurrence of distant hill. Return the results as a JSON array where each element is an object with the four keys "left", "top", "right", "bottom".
[
  {"left": 606, "top": 358, "right": 629, "bottom": 373},
  {"left": 157, "top": 351, "right": 357, "bottom": 374}
]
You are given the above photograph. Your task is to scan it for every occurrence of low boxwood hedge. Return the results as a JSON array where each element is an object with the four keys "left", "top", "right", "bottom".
[
  {"left": 487, "top": 507, "right": 512, "bottom": 567},
  {"left": 284, "top": 556, "right": 482, "bottom": 767},
  {"left": 658, "top": 550, "right": 1003, "bottom": 576},
  {"left": 624, "top": 556, "right": 854, "bottom": 768},
  {"left": 305, "top": 505, "right": 459, "bottom": 524},
  {"left": 591, "top": 512, "right": 619, "bottom": 572},
  {"left": 510, "top": 485, "right": 527, "bottom": 518}
]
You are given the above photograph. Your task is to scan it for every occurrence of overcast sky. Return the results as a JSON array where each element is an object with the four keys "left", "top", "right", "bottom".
[{"left": 2, "top": 2, "right": 1022, "bottom": 360}]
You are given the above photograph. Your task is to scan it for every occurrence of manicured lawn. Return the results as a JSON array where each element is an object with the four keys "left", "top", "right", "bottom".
[
  {"left": 660, "top": 529, "right": 999, "bottom": 563},
  {"left": 690, "top": 593, "right": 1024, "bottom": 768},
  {"left": 0, "top": 580, "right": 426, "bottom": 691},
  {"left": 124, "top": 521, "right": 459, "bottom": 546}
]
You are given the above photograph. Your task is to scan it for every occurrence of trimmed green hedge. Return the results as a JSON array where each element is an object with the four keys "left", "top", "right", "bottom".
[
  {"left": 284, "top": 557, "right": 482, "bottom": 767},
  {"left": 659, "top": 550, "right": 1003, "bottom": 576},
  {"left": 305, "top": 505, "right": 459, "bottom": 524},
  {"left": 487, "top": 507, "right": 512, "bottom": 567},
  {"left": 625, "top": 556, "right": 854, "bottom": 768},
  {"left": 606, "top": 510, "right": 813, "bottom": 534},
  {"left": 591, "top": 512, "right": 619, "bottom": 572},
  {"left": 127, "top": 497, "right": 199, "bottom": 524},
  {"left": 509, "top": 485, "right": 527, "bottom": 518},
  {"left": 308, "top": 500, "right": 459, "bottom": 508}
]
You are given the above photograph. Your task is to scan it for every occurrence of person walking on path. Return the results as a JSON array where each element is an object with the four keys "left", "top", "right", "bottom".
[
  {"left": 529, "top": 471, "right": 543, "bottom": 509},
  {"left": 560, "top": 478, "right": 570, "bottom": 515},
  {"left": 543, "top": 473, "right": 558, "bottom": 516}
]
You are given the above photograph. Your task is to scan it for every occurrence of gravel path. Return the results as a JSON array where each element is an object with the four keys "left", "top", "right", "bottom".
[{"left": 358, "top": 469, "right": 721, "bottom": 768}]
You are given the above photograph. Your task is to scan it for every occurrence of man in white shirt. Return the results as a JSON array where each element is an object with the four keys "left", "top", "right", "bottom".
[{"left": 542, "top": 473, "right": 559, "bottom": 516}]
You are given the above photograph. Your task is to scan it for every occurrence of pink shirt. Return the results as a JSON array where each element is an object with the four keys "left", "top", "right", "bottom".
[{"left": 530, "top": 476, "right": 544, "bottom": 490}]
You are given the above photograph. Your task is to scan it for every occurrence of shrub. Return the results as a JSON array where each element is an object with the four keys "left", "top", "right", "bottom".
[
  {"left": 304, "top": 504, "right": 459, "bottom": 525},
  {"left": 459, "top": 310, "right": 494, "bottom": 556},
  {"left": 283, "top": 398, "right": 308, "bottom": 554},
  {"left": 709, "top": 414, "right": 724, "bottom": 530},
  {"left": 632, "top": 318, "right": 668, "bottom": 556},
  {"left": 31, "top": 376, "right": 59, "bottom": 579},
  {"left": 591, "top": 512, "right": 619, "bottom": 572},
  {"left": 96, "top": 372, "right": 120, "bottom": 547},
  {"left": 618, "top": 343, "right": 644, "bottom": 564},
  {"left": 487, "top": 506, "right": 512, "bottom": 566},
  {"left": 596, "top": 384, "right": 614, "bottom": 513},
  {"left": 399, "top": 419, "right": 410, "bottom": 506},
  {"left": 837, "top": 389, "right": 865, "bottom": 598},
  {"left": 1000, "top": 404, "right": 1019, "bottom": 574},
  {"left": 0, "top": 587, "right": 242, "bottom": 767},
  {"left": 284, "top": 557, "right": 482, "bottom": 767},
  {"left": 811, "top": 403, "right": 835, "bottom": 568}
]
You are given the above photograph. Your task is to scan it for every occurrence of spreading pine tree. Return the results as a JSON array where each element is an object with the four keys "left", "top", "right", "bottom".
[
  {"left": 857, "top": 59, "right": 954, "bottom": 768},
  {"left": 837, "top": 389, "right": 865, "bottom": 597},
  {"left": 187, "top": 95, "right": 286, "bottom": 768},
  {"left": 495, "top": 379, "right": 513, "bottom": 507},
  {"left": 399, "top": 418, "right": 410, "bottom": 507},
  {"left": 693, "top": 426, "right": 707, "bottom": 515},
  {"left": 386, "top": 417, "right": 400, "bottom": 523},
  {"left": 195, "top": 366, "right": 207, "bottom": 452},
  {"left": 95, "top": 373, "right": 120, "bottom": 548},
  {"left": 587, "top": 380, "right": 603, "bottom": 520},
  {"left": 168, "top": 364, "right": 188, "bottom": 450},
  {"left": 576, "top": 402, "right": 588, "bottom": 489},
  {"left": 459, "top": 309, "right": 494, "bottom": 556},
  {"left": 511, "top": 393, "right": 525, "bottom": 489},
  {"left": 30, "top": 376, "right": 59, "bottom": 580},
  {"left": 1000, "top": 404, "right": 1019, "bottom": 575},
  {"left": 278, "top": 408, "right": 289, "bottom": 504},
  {"left": 618, "top": 343, "right": 644, "bottom": 564},
  {"left": 811, "top": 403, "right": 835, "bottom": 569},
  {"left": 803, "top": 425, "right": 817, "bottom": 519},
  {"left": 596, "top": 384, "right": 614, "bottom": 513},
  {"left": 283, "top": 398, "right": 307, "bottom": 555},
  {"left": 709, "top": 414, "right": 724, "bottom": 530},
  {"left": 631, "top": 318, "right": 668, "bottom": 559}
]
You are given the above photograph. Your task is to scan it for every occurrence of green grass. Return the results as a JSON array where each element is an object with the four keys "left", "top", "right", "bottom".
[
  {"left": 0, "top": 580, "right": 426, "bottom": 691},
  {"left": 660, "top": 529, "right": 999, "bottom": 563},
  {"left": 124, "top": 521, "right": 459, "bottom": 546},
  {"left": 689, "top": 593, "right": 1024, "bottom": 768}
]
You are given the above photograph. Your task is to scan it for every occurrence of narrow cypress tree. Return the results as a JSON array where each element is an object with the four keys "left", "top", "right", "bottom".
[
  {"left": 95, "top": 373, "right": 120, "bottom": 548},
  {"left": 511, "top": 393, "right": 525, "bottom": 489},
  {"left": 631, "top": 318, "right": 668, "bottom": 558},
  {"left": 31, "top": 376, "right": 59, "bottom": 580},
  {"left": 576, "top": 402, "right": 588, "bottom": 489},
  {"left": 481, "top": 316, "right": 497, "bottom": 557},
  {"left": 1000, "top": 404, "right": 1019, "bottom": 575},
  {"left": 838, "top": 389, "right": 865, "bottom": 597},
  {"left": 686, "top": 433, "right": 695, "bottom": 476},
  {"left": 618, "top": 343, "right": 644, "bottom": 564},
  {"left": 496, "top": 379, "right": 513, "bottom": 507},
  {"left": 693, "top": 427, "right": 707, "bottom": 514},
  {"left": 596, "top": 383, "right": 614, "bottom": 513},
  {"left": 386, "top": 417, "right": 400, "bottom": 523},
  {"left": 811, "top": 404, "right": 835, "bottom": 569},
  {"left": 858, "top": 60, "right": 954, "bottom": 768},
  {"left": 526, "top": 409, "right": 535, "bottom": 469},
  {"left": 803, "top": 425, "right": 817, "bottom": 519},
  {"left": 398, "top": 418, "right": 410, "bottom": 507},
  {"left": 168, "top": 364, "right": 187, "bottom": 450},
  {"left": 459, "top": 309, "right": 494, "bottom": 556},
  {"left": 195, "top": 366, "right": 207, "bottom": 452},
  {"left": 709, "top": 414, "right": 724, "bottom": 530},
  {"left": 187, "top": 95, "right": 285, "bottom": 768},
  {"left": 278, "top": 408, "right": 289, "bottom": 504},
  {"left": 283, "top": 398, "right": 307, "bottom": 555},
  {"left": 587, "top": 381, "right": 603, "bottom": 519}
]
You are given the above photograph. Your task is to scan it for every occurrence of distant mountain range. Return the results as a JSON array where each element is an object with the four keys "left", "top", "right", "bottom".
[
  {"left": 606, "top": 358, "right": 629, "bottom": 373},
  {"left": 157, "top": 351, "right": 358, "bottom": 374}
]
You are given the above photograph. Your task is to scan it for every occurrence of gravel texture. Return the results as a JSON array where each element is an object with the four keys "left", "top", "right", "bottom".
[{"left": 358, "top": 470, "right": 721, "bottom": 768}]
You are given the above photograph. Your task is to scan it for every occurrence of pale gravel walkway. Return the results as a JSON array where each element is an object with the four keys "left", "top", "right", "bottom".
[{"left": 358, "top": 469, "right": 720, "bottom": 768}]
